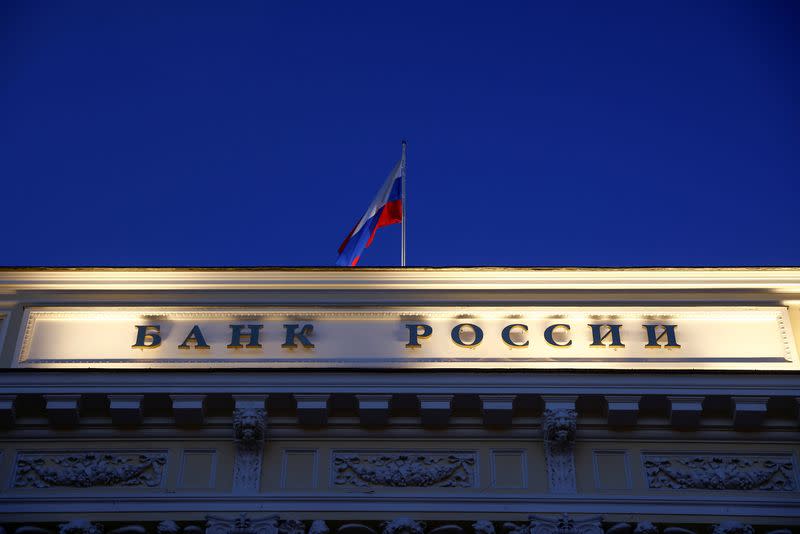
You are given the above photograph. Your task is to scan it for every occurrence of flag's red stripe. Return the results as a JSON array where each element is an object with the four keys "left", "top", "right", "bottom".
[{"left": 365, "top": 199, "right": 402, "bottom": 248}]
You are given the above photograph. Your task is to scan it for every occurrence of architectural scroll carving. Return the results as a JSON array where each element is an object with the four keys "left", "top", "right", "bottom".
[
  {"left": 333, "top": 452, "right": 475, "bottom": 488},
  {"left": 156, "top": 522, "right": 179, "bottom": 534},
  {"left": 232, "top": 407, "right": 267, "bottom": 492},
  {"left": 206, "top": 514, "right": 279, "bottom": 534},
  {"left": 504, "top": 515, "right": 602, "bottom": 534},
  {"left": 710, "top": 524, "right": 753, "bottom": 534},
  {"left": 543, "top": 409, "right": 577, "bottom": 493},
  {"left": 643, "top": 454, "right": 796, "bottom": 491},
  {"left": 279, "top": 520, "right": 306, "bottom": 534},
  {"left": 59, "top": 521, "right": 103, "bottom": 534},
  {"left": 380, "top": 519, "right": 425, "bottom": 534},
  {"left": 14, "top": 452, "right": 166, "bottom": 488}
]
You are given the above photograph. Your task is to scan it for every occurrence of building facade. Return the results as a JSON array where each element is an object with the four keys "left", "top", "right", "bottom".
[{"left": 0, "top": 268, "right": 798, "bottom": 533}]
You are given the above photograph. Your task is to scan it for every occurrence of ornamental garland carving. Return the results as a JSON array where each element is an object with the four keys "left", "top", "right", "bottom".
[
  {"left": 643, "top": 455, "right": 796, "bottom": 491},
  {"left": 333, "top": 452, "right": 475, "bottom": 488},
  {"left": 14, "top": 452, "right": 167, "bottom": 489}
]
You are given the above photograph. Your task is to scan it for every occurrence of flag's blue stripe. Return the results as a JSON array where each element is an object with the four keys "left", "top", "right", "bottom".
[{"left": 336, "top": 205, "right": 385, "bottom": 266}]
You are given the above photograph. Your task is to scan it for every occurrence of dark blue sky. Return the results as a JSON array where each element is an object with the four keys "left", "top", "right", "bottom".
[{"left": 2, "top": 2, "right": 798, "bottom": 266}]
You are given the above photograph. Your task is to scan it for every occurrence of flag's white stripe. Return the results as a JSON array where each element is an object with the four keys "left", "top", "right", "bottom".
[{"left": 351, "top": 160, "right": 402, "bottom": 236}]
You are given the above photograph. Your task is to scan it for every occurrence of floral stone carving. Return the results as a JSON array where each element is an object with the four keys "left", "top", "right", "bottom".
[
  {"left": 206, "top": 514, "right": 279, "bottom": 534},
  {"left": 333, "top": 452, "right": 475, "bottom": 488},
  {"left": 381, "top": 519, "right": 425, "bottom": 534},
  {"left": 14, "top": 452, "right": 167, "bottom": 488},
  {"left": 643, "top": 454, "right": 796, "bottom": 491}
]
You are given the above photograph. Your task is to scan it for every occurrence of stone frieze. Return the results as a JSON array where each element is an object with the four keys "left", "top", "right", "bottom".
[
  {"left": 13, "top": 451, "right": 167, "bottom": 489},
  {"left": 333, "top": 452, "right": 476, "bottom": 488},
  {"left": 643, "top": 454, "right": 796, "bottom": 491}
]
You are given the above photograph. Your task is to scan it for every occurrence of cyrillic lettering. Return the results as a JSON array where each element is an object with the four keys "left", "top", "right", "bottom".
[
  {"left": 282, "top": 324, "right": 315, "bottom": 348},
  {"left": 501, "top": 324, "right": 528, "bottom": 347},
  {"left": 132, "top": 325, "right": 161, "bottom": 349},
  {"left": 544, "top": 324, "right": 572, "bottom": 347},
  {"left": 643, "top": 324, "right": 680, "bottom": 348},
  {"left": 178, "top": 325, "right": 210, "bottom": 349},
  {"left": 588, "top": 324, "right": 625, "bottom": 347},
  {"left": 227, "top": 324, "right": 264, "bottom": 348},
  {"left": 451, "top": 323, "right": 483, "bottom": 347},
  {"left": 405, "top": 323, "right": 433, "bottom": 348}
]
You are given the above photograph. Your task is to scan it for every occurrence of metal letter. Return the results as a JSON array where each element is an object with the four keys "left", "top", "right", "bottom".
[
  {"left": 405, "top": 323, "right": 433, "bottom": 348},
  {"left": 451, "top": 323, "right": 483, "bottom": 347},
  {"left": 282, "top": 324, "right": 315, "bottom": 348},
  {"left": 544, "top": 324, "right": 572, "bottom": 347},
  {"left": 643, "top": 324, "right": 680, "bottom": 348},
  {"left": 588, "top": 324, "right": 625, "bottom": 347},
  {"left": 132, "top": 325, "right": 161, "bottom": 349},
  {"left": 178, "top": 325, "right": 211, "bottom": 350},
  {"left": 228, "top": 324, "right": 264, "bottom": 348},
  {"left": 501, "top": 324, "right": 528, "bottom": 347}
]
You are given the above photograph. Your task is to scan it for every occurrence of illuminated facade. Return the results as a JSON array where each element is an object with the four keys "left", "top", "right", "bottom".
[{"left": 0, "top": 268, "right": 798, "bottom": 533}]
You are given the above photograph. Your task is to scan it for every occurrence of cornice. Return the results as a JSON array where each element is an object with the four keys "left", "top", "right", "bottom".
[{"left": 1, "top": 267, "right": 800, "bottom": 292}]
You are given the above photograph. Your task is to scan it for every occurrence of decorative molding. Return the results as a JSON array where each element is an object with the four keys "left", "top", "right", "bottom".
[
  {"left": 13, "top": 451, "right": 167, "bottom": 489},
  {"left": 505, "top": 514, "right": 603, "bottom": 534},
  {"left": 333, "top": 452, "right": 476, "bottom": 488},
  {"left": 643, "top": 454, "right": 796, "bottom": 491},
  {"left": 280, "top": 520, "right": 306, "bottom": 534},
  {"left": 0, "top": 519, "right": 796, "bottom": 534},
  {"left": 206, "top": 514, "right": 279, "bottom": 534},
  {"left": 59, "top": 520, "right": 103, "bottom": 534},
  {"left": 711, "top": 523, "right": 754, "bottom": 534},
  {"left": 381, "top": 519, "right": 425, "bottom": 534},
  {"left": 232, "top": 398, "right": 267, "bottom": 493},
  {"left": 472, "top": 522, "right": 495, "bottom": 534},
  {"left": 233, "top": 407, "right": 267, "bottom": 443},
  {"left": 543, "top": 407, "right": 577, "bottom": 494}
]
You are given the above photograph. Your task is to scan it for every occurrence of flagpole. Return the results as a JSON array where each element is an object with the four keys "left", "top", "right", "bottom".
[{"left": 401, "top": 140, "right": 407, "bottom": 267}]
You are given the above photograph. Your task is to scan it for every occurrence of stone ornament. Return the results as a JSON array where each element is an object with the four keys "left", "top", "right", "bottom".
[
  {"left": 710, "top": 524, "right": 753, "bottom": 534},
  {"left": 542, "top": 409, "right": 577, "bottom": 493},
  {"left": 633, "top": 523, "right": 658, "bottom": 534},
  {"left": 206, "top": 514, "right": 279, "bottom": 534},
  {"left": 333, "top": 452, "right": 475, "bottom": 488},
  {"left": 309, "top": 522, "right": 329, "bottom": 534},
  {"left": 543, "top": 410, "right": 577, "bottom": 451},
  {"left": 232, "top": 407, "right": 268, "bottom": 492},
  {"left": 58, "top": 522, "right": 103, "bottom": 534},
  {"left": 156, "top": 522, "right": 179, "bottom": 534},
  {"left": 643, "top": 455, "right": 796, "bottom": 491},
  {"left": 233, "top": 408, "right": 267, "bottom": 443},
  {"left": 280, "top": 520, "right": 306, "bottom": 534},
  {"left": 472, "top": 522, "right": 495, "bottom": 534},
  {"left": 504, "top": 515, "right": 602, "bottom": 534},
  {"left": 380, "top": 519, "right": 425, "bottom": 534},
  {"left": 14, "top": 452, "right": 166, "bottom": 488}
]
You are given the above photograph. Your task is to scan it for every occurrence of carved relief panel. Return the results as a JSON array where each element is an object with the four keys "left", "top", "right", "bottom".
[
  {"left": 332, "top": 451, "right": 477, "bottom": 489},
  {"left": 13, "top": 451, "right": 168, "bottom": 489}
]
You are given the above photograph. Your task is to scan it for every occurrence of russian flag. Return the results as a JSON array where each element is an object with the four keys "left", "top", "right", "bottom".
[{"left": 336, "top": 160, "right": 403, "bottom": 266}]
